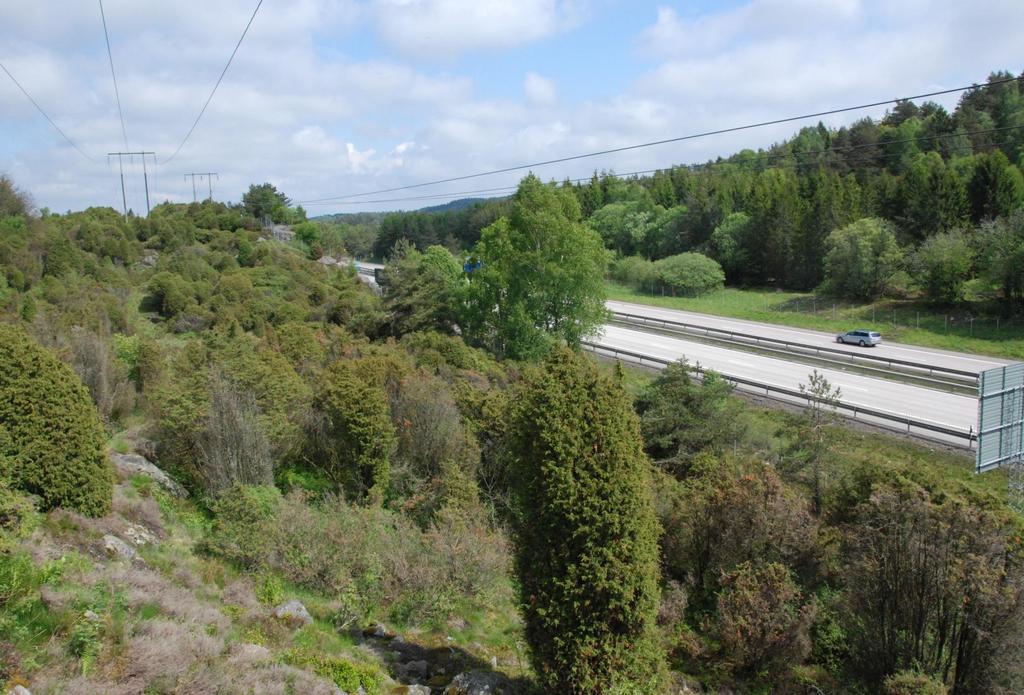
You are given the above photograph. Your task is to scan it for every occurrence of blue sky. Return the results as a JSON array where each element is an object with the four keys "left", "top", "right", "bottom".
[{"left": 1, "top": 0, "right": 1022, "bottom": 214}]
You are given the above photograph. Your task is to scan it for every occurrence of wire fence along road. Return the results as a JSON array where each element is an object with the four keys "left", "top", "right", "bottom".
[{"left": 587, "top": 325, "right": 979, "bottom": 450}]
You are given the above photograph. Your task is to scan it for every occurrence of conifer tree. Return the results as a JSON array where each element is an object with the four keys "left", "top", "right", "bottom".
[
  {"left": 506, "top": 348, "right": 662, "bottom": 693},
  {"left": 0, "top": 324, "right": 112, "bottom": 515}
]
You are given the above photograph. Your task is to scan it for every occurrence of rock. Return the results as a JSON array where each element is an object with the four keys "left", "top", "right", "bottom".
[
  {"left": 400, "top": 659, "right": 428, "bottom": 680},
  {"left": 83, "top": 609, "right": 101, "bottom": 622},
  {"left": 103, "top": 534, "right": 138, "bottom": 561},
  {"left": 123, "top": 523, "right": 157, "bottom": 546},
  {"left": 362, "top": 622, "right": 391, "bottom": 639},
  {"left": 110, "top": 453, "right": 186, "bottom": 498},
  {"left": 443, "top": 671, "right": 516, "bottom": 695},
  {"left": 7, "top": 686, "right": 33, "bottom": 695},
  {"left": 405, "top": 686, "right": 431, "bottom": 695},
  {"left": 274, "top": 600, "right": 313, "bottom": 627}
]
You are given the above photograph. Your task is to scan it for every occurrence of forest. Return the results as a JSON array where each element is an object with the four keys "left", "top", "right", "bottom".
[
  {"left": 338, "top": 72, "right": 1024, "bottom": 313},
  {"left": 1, "top": 70, "right": 1023, "bottom": 695}
]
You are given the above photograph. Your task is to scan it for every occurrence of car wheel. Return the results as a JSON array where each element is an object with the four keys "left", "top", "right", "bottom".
[
  {"left": 859, "top": 340, "right": 866, "bottom": 347},
  {"left": 837, "top": 337, "right": 844, "bottom": 344}
]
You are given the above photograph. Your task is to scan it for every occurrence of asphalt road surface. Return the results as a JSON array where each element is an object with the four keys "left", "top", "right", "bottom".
[
  {"left": 607, "top": 300, "right": 1009, "bottom": 376},
  {"left": 594, "top": 323, "right": 979, "bottom": 441}
]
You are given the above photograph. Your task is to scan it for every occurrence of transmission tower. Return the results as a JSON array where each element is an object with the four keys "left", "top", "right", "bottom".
[
  {"left": 107, "top": 151, "right": 155, "bottom": 218},
  {"left": 185, "top": 172, "right": 219, "bottom": 202}
]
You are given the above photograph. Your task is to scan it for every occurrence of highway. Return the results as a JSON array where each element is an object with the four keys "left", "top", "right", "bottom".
[
  {"left": 592, "top": 324, "right": 979, "bottom": 445},
  {"left": 607, "top": 300, "right": 1009, "bottom": 376}
]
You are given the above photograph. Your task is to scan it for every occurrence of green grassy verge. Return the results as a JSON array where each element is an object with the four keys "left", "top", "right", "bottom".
[{"left": 606, "top": 282, "right": 1024, "bottom": 361}]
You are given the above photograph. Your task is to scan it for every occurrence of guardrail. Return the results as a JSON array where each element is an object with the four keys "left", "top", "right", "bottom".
[
  {"left": 583, "top": 340, "right": 976, "bottom": 448},
  {"left": 611, "top": 311, "right": 979, "bottom": 385}
]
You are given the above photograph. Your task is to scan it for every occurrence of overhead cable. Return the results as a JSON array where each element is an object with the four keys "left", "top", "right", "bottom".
[
  {"left": 0, "top": 60, "right": 98, "bottom": 162},
  {"left": 162, "top": 0, "right": 263, "bottom": 164},
  {"left": 98, "top": 0, "right": 130, "bottom": 152}
]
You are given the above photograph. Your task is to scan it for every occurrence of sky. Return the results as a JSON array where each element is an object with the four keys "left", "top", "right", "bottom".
[{"left": 1, "top": 0, "right": 1023, "bottom": 216}]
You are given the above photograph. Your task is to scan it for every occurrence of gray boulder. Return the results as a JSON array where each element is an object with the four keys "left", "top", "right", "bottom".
[
  {"left": 103, "top": 534, "right": 138, "bottom": 561},
  {"left": 274, "top": 600, "right": 313, "bottom": 627},
  {"left": 443, "top": 671, "right": 516, "bottom": 695},
  {"left": 400, "top": 659, "right": 428, "bottom": 681},
  {"left": 110, "top": 453, "right": 186, "bottom": 497}
]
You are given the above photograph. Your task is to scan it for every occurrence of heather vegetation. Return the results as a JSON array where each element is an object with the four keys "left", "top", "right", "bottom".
[{"left": 2, "top": 70, "right": 1024, "bottom": 695}]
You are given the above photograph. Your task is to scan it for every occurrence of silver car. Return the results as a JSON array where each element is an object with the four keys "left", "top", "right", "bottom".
[{"left": 836, "top": 329, "right": 881, "bottom": 347}]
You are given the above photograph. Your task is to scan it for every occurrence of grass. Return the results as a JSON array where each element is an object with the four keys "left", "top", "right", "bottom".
[{"left": 606, "top": 282, "right": 1024, "bottom": 360}]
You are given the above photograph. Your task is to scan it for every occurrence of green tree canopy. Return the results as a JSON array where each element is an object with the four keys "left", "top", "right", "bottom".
[
  {"left": 462, "top": 175, "right": 608, "bottom": 360},
  {"left": 913, "top": 229, "right": 975, "bottom": 305},
  {"left": 822, "top": 217, "right": 905, "bottom": 300},
  {"left": 242, "top": 183, "right": 291, "bottom": 223}
]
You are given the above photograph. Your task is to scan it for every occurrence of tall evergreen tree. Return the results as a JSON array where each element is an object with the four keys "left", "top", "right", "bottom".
[{"left": 507, "top": 349, "right": 662, "bottom": 694}]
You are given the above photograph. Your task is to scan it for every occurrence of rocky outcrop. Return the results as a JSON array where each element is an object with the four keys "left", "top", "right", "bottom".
[
  {"left": 443, "top": 671, "right": 517, "bottom": 695},
  {"left": 274, "top": 600, "right": 313, "bottom": 627},
  {"left": 103, "top": 534, "right": 138, "bottom": 561},
  {"left": 110, "top": 453, "right": 186, "bottom": 498}
]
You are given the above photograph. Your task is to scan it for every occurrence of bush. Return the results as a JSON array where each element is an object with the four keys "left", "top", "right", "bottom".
[
  {"left": 310, "top": 359, "right": 395, "bottom": 503},
  {"left": 0, "top": 480, "right": 36, "bottom": 554},
  {"left": 636, "top": 360, "right": 746, "bottom": 473},
  {"left": 913, "top": 229, "right": 974, "bottom": 305},
  {"left": 205, "top": 484, "right": 283, "bottom": 568},
  {"left": 652, "top": 252, "right": 725, "bottom": 296},
  {"left": 0, "top": 324, "right": 112, "bottom": 515},
  {"left": 195, "top": 373, "right": 274, "bottom": 493},
  {"left": 507, "top": 348, "right": 662, "bottom": 693},
  {"left": 657, "top": 460, "right": 822, "bottom": 606},
  {"left": 283, "top": 649, "right": 384, "bottom": 695},
  {"left": 205, "top": 487, "right": 510, "bottom": 628},
  {"left": 714, "top": 561, "right": 815, "bottom": 677},
  {"left": 843, "top": 481, "right": 1024, "bottom": 692},
  {"left": 883, "top": 670, "right": 949, "bottom": 695}
]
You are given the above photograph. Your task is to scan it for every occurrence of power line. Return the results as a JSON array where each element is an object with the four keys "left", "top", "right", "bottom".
[
  {"left": 298, "top": 75, "right": 1019, "bottom": 204},
  {"left": 98, "top": 0, "right": 129, "bottom": 152},
  {"left": 162, "top": 0, "right": 263, "bottom": 164},
  {"left": 305, "top": 124, "right": 1024, "bottom": 207},
  {"left": 0, "top": 60, "right": 98, "bottom": 163}
]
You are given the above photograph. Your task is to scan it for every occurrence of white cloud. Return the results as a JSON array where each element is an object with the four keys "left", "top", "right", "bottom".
[
  {"left": 1, "top": 0, "right": 1023, "bottom": 215},
  {"left": 369, "top": 0, "right": 584, "bottom": 59},
  {"left": 524, "top": 72, "right": 557, "bottom": 106}
]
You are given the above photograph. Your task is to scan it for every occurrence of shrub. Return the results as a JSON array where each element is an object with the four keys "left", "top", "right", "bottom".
[
  {"left": 283, "top": 649, "right": 384, "bottom": 695},
  {"left": 884, "top": 670, "right": 949, "bottom": 695},
  {"left": 310, "top": 359, "right": 395, "bottom": 503},
  {"left": 0, "top": 480, "right": 36, "bottom": 554},
  {"left": 843, "top": 481, "right": 1024, "bottom": 692},
  {"left": 67, "top": 327, "right": 136, "bottom": 422},
  {"left": 205, "top": 484, "right": 282, "bottom": 568},
  {"left": 507, "top": 348, "right": 662, "bottom": 693},
  {"left": 714, "top": 561, "right": 816, "bottom": 677},
  {"left": 652, "top": 252, "right": 725, "bottom": 296},
  {"left": 636, "top": 360, "right": 746, "bottom": 473},
  {"left": 657, "top": 460, "right": 822, "bottom": 607},
  {"left": 0, "top": 323, "right": 112, "bottom": 515},
  {"left": 913, "top": 229, "right": 974, "bottom": 305},
  {"left": 195, "top": 373, "right": 274, "bottom": 493}
]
